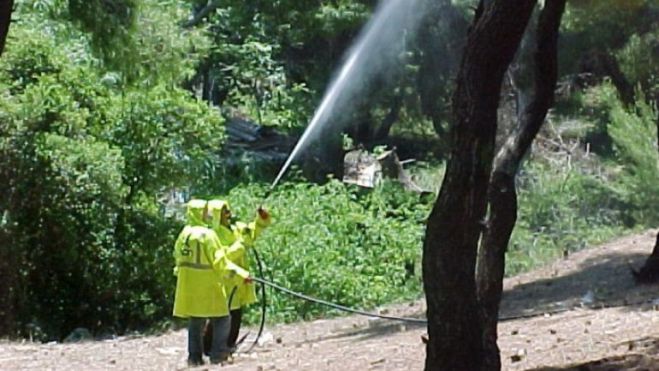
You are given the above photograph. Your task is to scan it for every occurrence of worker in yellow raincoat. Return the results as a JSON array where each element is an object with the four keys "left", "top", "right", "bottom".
[
  {"left": 207, "top": 199, "right": 271, "bottom": 352},
  {"left": 172, "top": 199, "right": 252, "bottom": 366}
]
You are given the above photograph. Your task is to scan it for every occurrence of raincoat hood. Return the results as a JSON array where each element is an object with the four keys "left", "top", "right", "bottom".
[
  {"left": 186, "top": 199, "right": 208, "bottom": 226},
  {"left": 208, "top": 199, "right": 231, "bottom": 231}
]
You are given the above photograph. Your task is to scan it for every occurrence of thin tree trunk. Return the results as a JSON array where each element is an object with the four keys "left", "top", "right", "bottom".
[
  {"left": 0, "top": 0, "right": 13, "bottom": 57},
  {"left": 422, "top": 1, "right": 535, "bottom": 370},
  {"left": 0, "top": 0, "right": 14, "bottom": 336},
  {"left": 632, "top": 232, "right": 659, "bottom": 283},
  {"left": 476, "top": 2, "right": 566, "bottom": 369},
  {"left": 631, "top": 72, "right": 659, "bottom": 283}
]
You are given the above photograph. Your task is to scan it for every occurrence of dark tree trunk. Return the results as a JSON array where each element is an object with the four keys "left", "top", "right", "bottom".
[
  {"left": 0, "top": 0, "right": 13, "bottom": 57},
  {"left": 632, "top": 232, "right": 659, "bottom": 284},
  {"left": 577, "top": 50, "right": 635, "bottom": 107},
  {"left": 422, "top": 1, "right": 535, "bottom": 370},
  {"left": 475, "top": 1, "right": 566, "bottom": 369},
  {"left": 632, "top": 87, "right": 659, "bottom": 283},
  {"left": 0, "top": 0, "right": 14, "bottom": 336}
]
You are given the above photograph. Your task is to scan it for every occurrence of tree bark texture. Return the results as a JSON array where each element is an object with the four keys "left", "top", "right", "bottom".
[
  {"left": 422, "top": 1, "right": 535, "bottom": 370},
  {"left": 475, "top": 3, "right": 566, "bottom": 369},
  {"left": 0, "top": 0, "right": 13, "bottom": 57}
]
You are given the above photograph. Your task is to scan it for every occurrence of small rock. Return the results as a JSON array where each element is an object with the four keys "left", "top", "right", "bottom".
[
  {"left": 276, "top": 337, "right": 282, "bottom": 344},
  {"left": 511, "top": 330, "right": 519, "bottom": 335},
  {"left": 549, "top": 329, "right": 556, "bottom": 335}
]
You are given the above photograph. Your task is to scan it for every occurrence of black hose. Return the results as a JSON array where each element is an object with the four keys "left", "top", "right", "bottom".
[
  {"left": 243, "top": 247, "right": 268, "bottom": 353},
  {"left": 251, "top": 276, "right": 428, "bottom": 324}
]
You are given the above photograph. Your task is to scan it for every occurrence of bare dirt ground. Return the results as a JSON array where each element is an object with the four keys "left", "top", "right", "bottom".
[{"left": 2, "top": 229, "right": 659, "bottom": 370}]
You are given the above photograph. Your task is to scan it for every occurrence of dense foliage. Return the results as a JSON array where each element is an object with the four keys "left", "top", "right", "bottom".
[{"left": 0, "top": 1, "right": 222, "bottom": 340}]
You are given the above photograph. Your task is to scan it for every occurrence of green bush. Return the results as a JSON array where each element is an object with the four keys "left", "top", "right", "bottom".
[
  {"left": 607, "top": 91, "right": 659, "bottom": 225},
  {"left": 616, "top": 29, "right": 659, "bottom": 100},
  {"left": 0, "top": 15, "right": 223, "bottom": 340},
  {"left": 206, "top": 179, "right": 432, "bottom": 323},
  {"left": 507, "top": 162, "right": 630, "bottom": 276}
]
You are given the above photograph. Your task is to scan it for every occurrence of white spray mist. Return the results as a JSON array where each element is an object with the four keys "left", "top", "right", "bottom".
[{"left": 270, "top": 0, "right": 427, "bottom": 190}]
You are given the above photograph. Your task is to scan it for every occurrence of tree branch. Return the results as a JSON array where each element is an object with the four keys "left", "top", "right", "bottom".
[
  {"left": 182, "top": 0, "right": 221, "bottom": 28},
  {"left": 493, "top": 0, "right": 566, "bottom": 176},
  {"left": 476, "top": 0, "right": 567, "bottom": 369}
]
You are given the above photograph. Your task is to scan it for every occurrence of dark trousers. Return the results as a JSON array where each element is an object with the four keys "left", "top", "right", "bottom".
[
  {"left": 203, "top": 308, "right": 243, "bottom": 354},
  {"left": 228, "top": 308, "right": 243, "bottom": 348},
  {"left": 190, "top": 316, "right": 230, "bottom": 363}
]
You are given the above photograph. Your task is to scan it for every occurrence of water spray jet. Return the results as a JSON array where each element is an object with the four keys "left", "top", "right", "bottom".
[{"left": 265, "top": 0, "right": 427, "bottom": 198}]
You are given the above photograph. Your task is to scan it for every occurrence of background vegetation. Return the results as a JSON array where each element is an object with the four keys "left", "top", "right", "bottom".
[{"left": 0, "top": 0, "right": 656, "bottom": 340}]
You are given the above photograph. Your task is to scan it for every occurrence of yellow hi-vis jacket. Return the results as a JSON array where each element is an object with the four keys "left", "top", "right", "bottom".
[
  {"left": 208, "top": 199, "right": 271, "bottom": 310},
  {"left": 172, "top": 200, "right": 248, "bottom": 318}
]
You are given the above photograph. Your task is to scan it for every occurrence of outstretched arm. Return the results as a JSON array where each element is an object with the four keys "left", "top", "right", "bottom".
[{"left": 210, "top": 235, "right": 250, "bottom": 286}]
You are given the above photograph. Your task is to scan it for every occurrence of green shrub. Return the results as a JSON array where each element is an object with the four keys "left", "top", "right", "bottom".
[
  {"left": 205, "top": 180, "right": 431, "bottom": 323},
  {"left": 607, "top": 91, "right": 659, "bottom": 225},
  {"left": 507, "top": 162, "right": 629, "bottom": 276},
  {"left": 0, "top": 15, "right": 223, "bottom": 340},
  {"left": 616, "top": 29, "right": 659, "bottom": 100}
]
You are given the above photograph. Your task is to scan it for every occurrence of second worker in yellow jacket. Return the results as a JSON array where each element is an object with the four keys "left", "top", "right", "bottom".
[{"left": 208, "top": 199, "right": 271, "bottom": 351}]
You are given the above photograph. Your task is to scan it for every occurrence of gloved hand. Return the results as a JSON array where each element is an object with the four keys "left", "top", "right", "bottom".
[
  {"left": 257, "top": 207, "right": 270, "bottom": 220},
  {"left": 244, "top": 276, "right": 254, "bottom": 284}
]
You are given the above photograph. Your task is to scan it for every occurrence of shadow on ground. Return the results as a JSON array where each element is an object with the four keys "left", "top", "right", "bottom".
[
  {"left": 500, "top": 251, "right": 659, "bottom": 318},
  {"left": 526, "top": 336, "right": 659, "bottom": 371},
  {"left": 273, "top": 313, "right": 427, "bottom": 348}
]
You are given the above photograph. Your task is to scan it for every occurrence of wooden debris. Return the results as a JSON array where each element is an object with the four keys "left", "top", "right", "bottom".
[{"left": 342, "top": 147, "right": 427, "bottom": 192}]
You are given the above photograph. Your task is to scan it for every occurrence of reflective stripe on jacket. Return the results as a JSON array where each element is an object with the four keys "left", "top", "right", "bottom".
[{"left": 172, "top": 200, "right": 246, "bottom": 318}]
